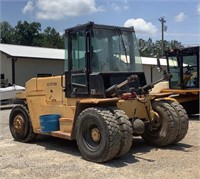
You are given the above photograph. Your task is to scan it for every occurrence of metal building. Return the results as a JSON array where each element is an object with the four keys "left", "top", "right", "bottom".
[
  {"left": 0, "top": 44, "right": 64, "bottom": 86},
  {"left": 0, "top": 43, "right": 166, "bottom": 86}
]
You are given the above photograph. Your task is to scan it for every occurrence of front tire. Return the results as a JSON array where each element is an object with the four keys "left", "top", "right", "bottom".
[
  {"left": 142, "top": 101, "right": 179, "bottom": 147},
  {"left": 75, "top": 107, "right": 121, "bottom": 163},
  {"left": 168, "top": 101, "right": 189, "bottom": 144},
  {"left": 109, "top": 107, "right": 133, "bottom": 157},
  {"left": 9, "top": 105, "right": 37, "bottom": 142}
]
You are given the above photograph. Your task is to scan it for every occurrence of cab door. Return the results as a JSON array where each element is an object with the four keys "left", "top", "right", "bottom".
[{"left": 66, "top": 30, "right": 90, "bottom": 97}]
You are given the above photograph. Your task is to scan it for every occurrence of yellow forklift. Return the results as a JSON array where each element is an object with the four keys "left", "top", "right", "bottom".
[
  {"left": 161, "top": 46, "right": 199, "bottom": 115},
  {"left": 9, "top": 22, "right": 188, "bottom": 163}
]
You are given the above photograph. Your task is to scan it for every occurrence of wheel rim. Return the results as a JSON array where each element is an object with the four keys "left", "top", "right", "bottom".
[
  {"left": 13, "top": 115, "right": 25, "bottom": 134},
  {"left": 83, "top": 124, "right": 101, "bottom": 150},
  {"left": 91, "top": 127, "right": 101, "bottom": 142}
]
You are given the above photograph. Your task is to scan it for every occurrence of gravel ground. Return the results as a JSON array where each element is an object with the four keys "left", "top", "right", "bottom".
[{"left": 0, "top": 109, "right": 199, "bottom": 179}]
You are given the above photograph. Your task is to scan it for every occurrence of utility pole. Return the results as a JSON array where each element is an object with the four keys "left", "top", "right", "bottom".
[{"left": 159, "top": 17, "right": 166, "bottom": 56}]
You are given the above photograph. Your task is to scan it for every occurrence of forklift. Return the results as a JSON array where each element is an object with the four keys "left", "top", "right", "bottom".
[
  {"left": 9, "top": 22, "right": 189, "bottom": 163},
  {"left": 161, "top": 46, "right": 199, "bottom": 115}
]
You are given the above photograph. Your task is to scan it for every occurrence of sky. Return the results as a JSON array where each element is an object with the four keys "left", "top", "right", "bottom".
[{"left": 0, "top": 0, "right": 200, "bottom": 46}]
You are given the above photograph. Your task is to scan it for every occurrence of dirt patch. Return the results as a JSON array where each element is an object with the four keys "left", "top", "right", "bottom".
[{"left": 0, "top": 110, "right": 199, "bottom": 179}]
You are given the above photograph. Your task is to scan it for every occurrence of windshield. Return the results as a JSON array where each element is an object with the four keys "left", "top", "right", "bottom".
[
  {"left": 182, "top": 55, "right": 198, "bottom": 88},
  {"left": 168, "top": 54, "right": 198, "bottom": 88},
  {"left": 91, "top": 28, "right": 143, "bottom": 73}
]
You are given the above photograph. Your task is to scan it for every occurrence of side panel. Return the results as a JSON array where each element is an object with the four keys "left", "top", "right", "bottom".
[
  {"left": 27, "top": 95, "right": 47, "bottom": 131},
  {"left": 25, "top": 76, "right": 77, "bottom": 138},
  {"left": 117, "top": 99, "right": 150, "bottom": 119},
  {"left": 27, "top": 95, "right": 76, "bottom": 137}
]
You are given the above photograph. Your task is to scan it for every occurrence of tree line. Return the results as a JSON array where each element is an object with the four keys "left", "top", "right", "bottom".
[
  {"left": 1, "top": 21, "right": 184, "bottom": 57},
  {"left": 138, "top": 38, "right": 184, "bottom": 57},
  {"left": 1, "top": 21, "right": 64, "bottom": 49}
]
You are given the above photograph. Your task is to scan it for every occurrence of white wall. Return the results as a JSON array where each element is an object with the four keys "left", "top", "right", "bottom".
[
  {"left": 0, "top": 53, "right": 12, "bottom": 84},
  {"left": 15, "top": 58, "right": 64, "bottom": 86},
  {"left": 143, "top": 64, "right": 167, "bottom": 84},
  {"left": 1, "top": 52, "right": 167, "bottom": 86}
]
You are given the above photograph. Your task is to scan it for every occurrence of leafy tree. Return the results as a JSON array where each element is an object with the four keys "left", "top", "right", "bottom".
[
  {"left": 14, "top": 21, "right": 41, "bottom": 46},
  {"left": 137, "top": 38, "right": 184, "bottom": 57},
  {"left": 138, "top": 38, "right": 148, "bottom": 56},
  {"left": 167, "top": 40, "right": 184, "bottom": 50},
  {"left": 40, "top": 27, "right": 64, "bottom": 49},
  {"left": 1, "top": 20, "right": 184, "bottom": 52},
  {"left": 0, "top": 21, "right": 15, "bottom": 44}
]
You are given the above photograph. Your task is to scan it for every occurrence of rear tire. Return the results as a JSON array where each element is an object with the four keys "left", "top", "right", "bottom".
[
  {"left": 9, "top": 105, "right": 37, "bottom": 142},
  {"left": 109, "top": 107, "right": 133, "bottom": 157},
  {"left": 142, "top": 101, "right": 179, "bottom": 147},
  {"left": 167, "top": 101, "right": 189, "bottom": 143},
  {"left": 75, "top": 107, "right": 121, "bottom": 163}
]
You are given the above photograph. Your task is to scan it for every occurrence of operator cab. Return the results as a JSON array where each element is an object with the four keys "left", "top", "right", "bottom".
[
  {"left": 165, "top": 46, "right": 199, "bottom": 89},
  {"left": 64, "top": 22, "right": 146, "bottom": 98}
]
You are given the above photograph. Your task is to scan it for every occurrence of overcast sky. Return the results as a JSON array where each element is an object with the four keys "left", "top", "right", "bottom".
[{"left": 1, "top": 0, "right": 200, "bottom": 46}]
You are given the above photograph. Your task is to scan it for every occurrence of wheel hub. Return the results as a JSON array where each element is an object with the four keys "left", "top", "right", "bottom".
[
  {"left": 91, "top": 128, "right": 101, "bottom": 142},
  {"left": 150, "top": 111, "right": 162, "bottom": 131},
  {"left": 13, "top": 115, "right": 24, "bottom": 133}
]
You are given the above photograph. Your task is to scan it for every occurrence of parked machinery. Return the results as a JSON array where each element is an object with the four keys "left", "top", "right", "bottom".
[
  {"left": 161, "top": 46, "right": 199, "bottom": 115},
  {"left": 9, "top": 22, "right": 189, "bottom": 162}
]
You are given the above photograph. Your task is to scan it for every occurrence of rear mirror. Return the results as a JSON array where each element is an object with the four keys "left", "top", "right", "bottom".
[
  {"left": 156, "top": 66, "right": 162, "bottom": 73},
  {"left": 156, "top": 57, "right": 163, "bottom": 72}
]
